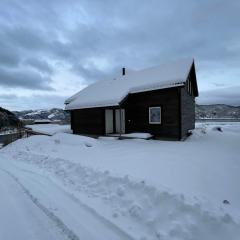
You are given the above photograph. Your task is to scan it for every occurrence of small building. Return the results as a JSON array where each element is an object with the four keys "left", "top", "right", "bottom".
[
  {"left": 33, "top": 119, "right": 53, "bottom": 124},
  {"left": 65, "top": 58, "right": 199, "bottom": 140}
]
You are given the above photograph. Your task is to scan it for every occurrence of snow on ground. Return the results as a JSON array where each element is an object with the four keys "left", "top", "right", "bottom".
[
  {"left": 110, "top": 132, "right": 153, "bottom": 139},
  {"left": 26, "top": 124, "right": 71, "bottom": 135},
  {"left": 0, "top": 122, "right": 240, "bottom": 240},
  {"left": 0, "top": 168, "right": 69, "bottom": 240}
]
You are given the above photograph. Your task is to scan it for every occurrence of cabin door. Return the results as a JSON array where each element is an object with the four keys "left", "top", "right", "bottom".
[
  {"left": 105, "top": 109, "right": 113, "bottom": 134},
  {"left": 115, "top": 109, "right": 125, "bottom": 134}
]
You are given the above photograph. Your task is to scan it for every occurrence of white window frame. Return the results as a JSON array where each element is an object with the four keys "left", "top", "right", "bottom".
[{"left": 149, "top": 107, "right": 161, "bottom": 124}]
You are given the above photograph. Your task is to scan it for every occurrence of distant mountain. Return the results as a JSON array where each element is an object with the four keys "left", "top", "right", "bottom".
[
  {"left": 13, "top": 105, "right": 240, "bottom": 123},
  {"left": 0, "top": 107, "right": 22, "bottom": 129},
  {"left": 14, "top": 108, "right": 70, "bottom": 123},
  {"left": 196, "top": 104, "right": 240, "bottom": 119}
]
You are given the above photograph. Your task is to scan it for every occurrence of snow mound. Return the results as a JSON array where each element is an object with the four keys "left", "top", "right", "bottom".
[
  {"left": 120, "top": 133, "right": 152, "bottom": 139},
  {"left": 108, "top": 133, "right": 153, "bottom": 139},
  {"left": 1, "top": 135, "right": 50, "bottom": 153},
  {"left": 26, "top": 124, "right": 71, "bottom": 135},
  {"left": 3, "top": 133, "right": 98, "bottom": 154},
  {"left": 52, "top": 133, "right": 98, "bottom": 147}
]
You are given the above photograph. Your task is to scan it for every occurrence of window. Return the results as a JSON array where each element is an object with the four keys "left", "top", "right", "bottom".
[
  {"left": 189, "top": 80, "right": 192, "bottom": 95},
  {"left": 187, "top": 77, "right": 193, "bottom": 96},
  {"left": 149, "top": 107, "right": 161, "bottom": 124}
]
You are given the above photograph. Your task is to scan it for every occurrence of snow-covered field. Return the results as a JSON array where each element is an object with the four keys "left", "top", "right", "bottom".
[
  {"left": 26, "top": 124, "right": 71, "bottom": 135},
  {"left": 0, "top": 122, "right": 240, "bottom": 240}
]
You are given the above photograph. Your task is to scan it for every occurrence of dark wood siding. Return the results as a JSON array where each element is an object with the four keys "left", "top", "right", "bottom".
[
  {"left": 71, "top": 108, "right": 105, "bottom": 135},
  {"left": 180, "top": 79, "right": 195, "bottom": 138},
  {"left": 70, "top": 111, "right": 73, "bottom": 130},
  {"left": 121, "top": 88, "right": 181, "bottom": 139},
  {"left": 69, "top": 84, "right": 197, "bottom": 140}
]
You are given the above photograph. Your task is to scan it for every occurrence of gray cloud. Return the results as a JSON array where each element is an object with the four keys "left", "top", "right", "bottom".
[
  {"left": 0, "top": 93, "right": 67, "bottom": 111},
  {"left": 0, "top": 66, "right": 53, "bottom": 90},
  {"left": 0, "top": 46, "right": 20, "bottom": 67},
  {"left": 24, "top": 58, "right": 53, "bottom": 74},
  {"left": 0, "top": 94, "right": 17, "bottom": 100},
  {"left": 0, "top": 0, "right": 240, "bottom": 109},
  {"left": 197, "top": 86, "right": 240, "bottom": 106}
]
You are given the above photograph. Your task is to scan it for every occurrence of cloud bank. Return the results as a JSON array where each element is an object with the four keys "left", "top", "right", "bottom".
[{"left": 0, "top": 0, "right": 239, "bottom": 110}]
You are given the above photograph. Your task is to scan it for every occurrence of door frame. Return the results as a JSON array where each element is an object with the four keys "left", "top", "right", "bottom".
[
  {"left": 105, "top": 108, "right": 125, "bottom": 135},
  {"left": 105, "top": 109, "right": 113, "bottom": 134},
  {"left": 115, "top": 109, "right": 125, "bottom": 134}
]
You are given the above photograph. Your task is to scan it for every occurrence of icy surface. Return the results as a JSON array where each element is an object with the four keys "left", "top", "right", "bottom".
[
  {"left": 0, "top": 122, "right": 240, "bottom": 239},
  {"left": 65, "top": 58, "right": 193, "bottom": 109}
]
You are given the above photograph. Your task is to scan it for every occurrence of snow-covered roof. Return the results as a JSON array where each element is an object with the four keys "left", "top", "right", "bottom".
[{"left": 65, "top": 58, "right": 194, "bottom": 110}]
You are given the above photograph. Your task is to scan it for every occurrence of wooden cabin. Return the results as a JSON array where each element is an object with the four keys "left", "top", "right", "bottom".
[{"left": 65, "top": 58, "right": 198, "bottom": 140}]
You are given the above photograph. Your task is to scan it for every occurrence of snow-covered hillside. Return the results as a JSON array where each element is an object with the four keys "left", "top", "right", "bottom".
[
  {"left": 0, "top": 122, "right": 239, "bottom": 240},
  {"left": 196, "top": 104, "right": 240, "bottom": 119},
  {"left": 13, "top": 105, "right": 240, "bottom": 124},
  {"left": 0, "top": 107, "right": 21, "bottom": 128},
  {"left": 14, "top": 108, "right": 70, "bottom": 123}
]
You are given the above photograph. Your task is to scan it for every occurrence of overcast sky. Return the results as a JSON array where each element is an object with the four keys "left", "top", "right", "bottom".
[{"left": 0, "top": 0, "right": 239, "bottom": 110}]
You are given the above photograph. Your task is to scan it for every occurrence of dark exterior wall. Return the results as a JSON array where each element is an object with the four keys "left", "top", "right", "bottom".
[
  {"left": 70, "top": 111, "right": 73, "bottom": 130},
  {"left": 69, "top": 86, "right": 196, "bottom": 140},
  {"left": 180, "top": 83, "right": 195, "bottom": 138},
  {"left": 71, "top": 108, "right": 105, "bottom": 135},
  {"left": 121, "top": 88, "right": 181, "bottom": 139}
]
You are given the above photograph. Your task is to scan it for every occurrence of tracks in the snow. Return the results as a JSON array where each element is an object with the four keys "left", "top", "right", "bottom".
[
  {"left": 0, "top": 164, "right": 134, "bottom": 240},
  {"left": 0, "top": 168, "right": 80, "bottom": 240}
]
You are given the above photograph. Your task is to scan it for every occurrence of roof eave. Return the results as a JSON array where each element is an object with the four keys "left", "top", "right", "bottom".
[{"left": 65, "top": 103, "right": 119, "bottom": 111}]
